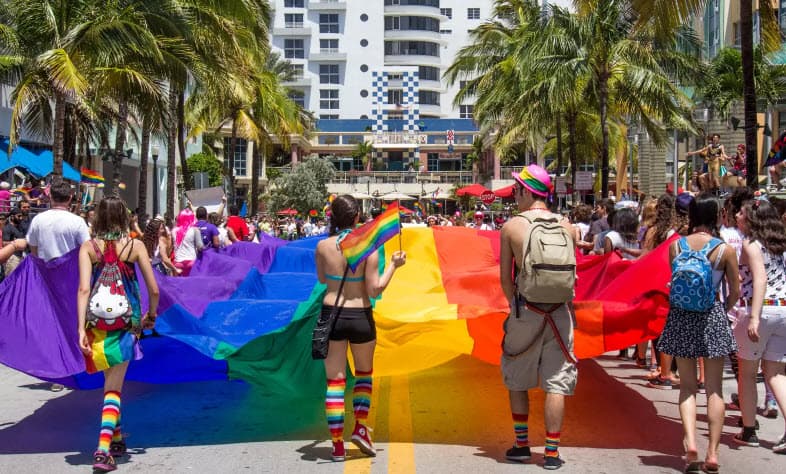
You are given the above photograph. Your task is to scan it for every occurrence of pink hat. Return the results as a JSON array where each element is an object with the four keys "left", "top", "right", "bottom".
[{"left": 512, "top": 164, "right": 553, "bottom": 197}]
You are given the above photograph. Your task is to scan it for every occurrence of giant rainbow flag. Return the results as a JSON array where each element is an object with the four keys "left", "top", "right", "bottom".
[{"left": 0, "top": 228, "right": 674, "bottom": 392}]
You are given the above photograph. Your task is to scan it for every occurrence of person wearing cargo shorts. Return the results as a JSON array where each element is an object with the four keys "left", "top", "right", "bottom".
[{"left": 499, "top": 164, "right": 577, "bottom": 471}]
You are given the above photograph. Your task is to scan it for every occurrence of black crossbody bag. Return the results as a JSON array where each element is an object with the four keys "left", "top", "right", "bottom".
[{"left": 311, "top": 266, "right": 349, "bottom": 360}]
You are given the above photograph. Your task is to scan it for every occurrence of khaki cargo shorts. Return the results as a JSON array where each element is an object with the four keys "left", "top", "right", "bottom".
[{"left": 500, "top": 303, "right": 578, "bottom": 395}]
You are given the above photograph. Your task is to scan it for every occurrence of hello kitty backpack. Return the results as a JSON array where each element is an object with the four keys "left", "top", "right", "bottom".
[{"left": 86, "top": 240, "right": 134, "bottom": 331}]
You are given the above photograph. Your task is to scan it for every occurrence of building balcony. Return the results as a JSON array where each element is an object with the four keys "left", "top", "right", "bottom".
[
  {"left": 307, "top": 1, "right": 346, "bottom": 10},
  {"left": 384, "top": 29, "right": 445, "bottom": 44},
  {"left": 384, "top": 54, "right": 441, "bottom": 67},
  {"left": 384, "top": 5, "right": 447, "bottom": 21},
  {"left": 282, "top": 77, "right": 313, "bottom": 88},
  {"left": 417, "top": 103, "right": 443, "bottom": 116},
  {"left": 309, "top": 50, "right": 347, "bottom": 62},
  {"left": 273, "top": 27, "right": 312, "bottom": 36},
  {"left": 418, "top": 79, "right": 443, "bottom": 91}
]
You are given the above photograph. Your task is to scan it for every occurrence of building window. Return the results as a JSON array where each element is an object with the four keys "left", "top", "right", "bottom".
[
  {"left": 320, "top": 13, "right": 339, "bottom": 33},
  {"left": 384, "top": 41, "right": 439, "bottom": 57},
  {"left": 440, "top": 8, "right": 452, "bottom": 19},
  {"left": 284, "top": 39, "right": 304, "bottom": 59},
  {"left": 284, "top": 13, "right": 303, "bottom": 28},
  {"left": 387, "top": 89, "right": 403, "bottom": 105},
  {"left": 288, "top": 90, "right": 305, "bottom": 107},
  {"left": 360, "top": 38, "right": 368, "bottom": 47},
  {"left": 388, "top": 73, "right": 403, "bottom": 80},
  {"left": 360, "top": 89, "right": 369, "bottom": 97},
  {"left": 320, "top": 115, "right": 339, "bottom": 120},
  {"left": 320, "top": 89, "right": 339, "bottom": 109},
  {"left": 440, "top": 29, "right": 452, "bottom": 34},
  {"left": 385, "top": 16, "right": 439, "bottom": 32},
  {"left": 319, "top": 64, "right": 339, "bottom": 84},
  {"left": 320, "top": 38, "right": 339, "bottom": 52},
  {"left": 291, "top": 64, "right": 304, "bottom": 79},
  {"left": 467, "top": 8, "right": 480, "bottom": 20},
  {"left": 419, "top": 90, "right": 440, "bottom": 106},
  {"left": 284, "top": 0, "right": 304, "bottom": 7},
  {"left": 224, "top": 138, "right": 247, "bottom": 177},
  {"left": 360, "top": 13, "right": 369, "bottom": 22},
  {"left": 418, "top": 66, "right": 439, "bottom": 81},
  {"left": 459, "top": 80, "right": 476, "bottom": 95},
  {"left": 360, "top": 64, "right": 369, "bottom": 72},
  {"left": 460, "top": 105, "right": 474, "bottom": 119},
  {"left": 385, "top": 0, "right": 439, "bottom": 6}
]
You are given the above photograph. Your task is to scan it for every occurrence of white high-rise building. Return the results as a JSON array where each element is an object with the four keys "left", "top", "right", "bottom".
[{"left": 270, "top": 0, "right": 494, "bottom": 120}]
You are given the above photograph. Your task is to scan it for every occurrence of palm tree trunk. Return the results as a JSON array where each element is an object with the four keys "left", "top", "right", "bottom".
[
  {"left": 251, "top": 141, "right": 261, "bottom": 215},
  {"left": 138, "top": 122, "right": 151, "bottom": 214},
  {"left": 599, "top": 73, "right": 611, "bottom": 197},
  {"left": 555, "top": 116, "right": 563, "bottom": 177},
  {"left": 111, "top": 101, "right": 129, "bottom": 196},
  {"left": 177, "top": 91, "right": 190, "bottom": 187},
  {"left": 167, "top": 88, "right": 178, "bottom": 217},
  {"left": 741, "top": 0, "right": 758, "bottom": 188},
  {"left": 567, "top": 112, "right": 578, "bottom": 202},
  {"left": 228, "top": 119, "right": 238, "bottom": 205},
  {"left": 52, "top": 93, "right": 66, "bottom": 178}
]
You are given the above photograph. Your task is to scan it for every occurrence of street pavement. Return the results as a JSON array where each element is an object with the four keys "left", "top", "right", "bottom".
[{"left": 0, "top": 353, "right": 784, "bottom": 473}]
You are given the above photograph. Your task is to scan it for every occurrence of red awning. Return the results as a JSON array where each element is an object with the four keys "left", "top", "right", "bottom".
[
  {"left": 493, "top": 184, "right": 516, "bottom": 198},
  {"left": 455, "top": 183, "right": 491, "bottom": 197},
  {"left": 277, "top": 208, "right": 298, "bottom": 216}
]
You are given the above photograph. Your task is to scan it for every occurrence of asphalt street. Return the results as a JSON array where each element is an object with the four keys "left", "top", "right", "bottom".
[{"left": 0, "top": 354, "right": 783, "bottom": 473}]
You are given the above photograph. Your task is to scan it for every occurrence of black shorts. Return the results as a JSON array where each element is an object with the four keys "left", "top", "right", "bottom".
[{"left": 325, "top": 305, "right": 376, "bottom": 344}]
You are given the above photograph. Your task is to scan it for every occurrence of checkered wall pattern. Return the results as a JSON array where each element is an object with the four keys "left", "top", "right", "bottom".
[{"left": 370, "top": 70, "right": 420, "bottom": 165}]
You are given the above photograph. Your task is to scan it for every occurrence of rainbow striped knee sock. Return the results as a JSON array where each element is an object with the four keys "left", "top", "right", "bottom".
[
  {"left": 545, "top": 431, "right": 561, "bottom": 458},
  {"left": 353, "top": 370, "right": 373, "bottom": 425},
  {"left": 97, "top": 391, "right": 121, "bottom": 454},
  {"left": 326, "top": 378, "right": 346, "bottom": 443},
  {"left": 512, "top": 413, "right": 529, "bottom": 448},
  {"left": 112, "top": 412, "right": 123, "bottom": 443}
]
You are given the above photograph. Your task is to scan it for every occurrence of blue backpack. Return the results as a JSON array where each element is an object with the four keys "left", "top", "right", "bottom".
[{"left": 669, "top": 237, "right": 724, "bottom": 312}]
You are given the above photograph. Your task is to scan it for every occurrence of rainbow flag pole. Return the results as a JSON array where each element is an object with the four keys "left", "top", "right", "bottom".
[{"left": 340, "top": 202, "right": 402, "bottom": 272}]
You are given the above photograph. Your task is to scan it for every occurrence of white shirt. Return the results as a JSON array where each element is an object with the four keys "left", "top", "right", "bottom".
[
  {"left": 26, "top": 209, "right": 90, "bottom": 261},
  {"left": 174, "top": 227, "right": 203, "bottom": 262},
  {"left": 719, "top": 225, "right": 744, "bottom": 259}
]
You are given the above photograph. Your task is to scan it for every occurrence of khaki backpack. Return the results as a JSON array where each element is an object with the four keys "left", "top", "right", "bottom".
[{"left": 516, "top": 212, "right": 576, "bottom": 304}]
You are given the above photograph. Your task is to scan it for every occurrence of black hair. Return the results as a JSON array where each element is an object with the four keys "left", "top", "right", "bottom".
[
  {"left": 725, "top": 187, "right": 754, "bottom": 219},
  {"left": 329, "top": 195, "right": 359, "bottom": 235},
  {"left": 599, "top": 198, "right": 614, "bottom": 215},
  {"left": 49, "top": 178, "right": 74, "bottom": 203},
  {"left": 229, "top": 204, "right": 239, "bottom": 216},
  {"left": 93, "top": 196, "right": 129, "bottom": 237},
  {"left": 688, "top": 193, "right": 720, "bottom": 235},
  {"left": 770, "top": 196, "right": 786, "bottom": 220},
  {"left": 196, "top": 206, "right": 208, "bottom": 220},
  {"left": 612, "top": 208, "right": 639, "bottom": 242}
]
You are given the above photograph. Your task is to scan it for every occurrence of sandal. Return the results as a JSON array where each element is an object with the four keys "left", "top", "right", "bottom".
[
  {"left": 702, "top": 462, "right": 719, "bottom": 474},
  {"left": 684, "top": 460, "right": 702, "bottom": 474}
]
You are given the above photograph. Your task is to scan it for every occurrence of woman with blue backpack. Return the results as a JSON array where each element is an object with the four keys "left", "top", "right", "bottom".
[
  {"left": 658, "top": 193, "right": 740, "bottom": 474},
  {"left": 732, "top": 198, "right": 786, "bottom": 454}
]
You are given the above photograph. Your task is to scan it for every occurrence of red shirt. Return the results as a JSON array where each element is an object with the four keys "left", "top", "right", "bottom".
[{"left": 226, "top": 216, "right": 249, "bottom": 241}]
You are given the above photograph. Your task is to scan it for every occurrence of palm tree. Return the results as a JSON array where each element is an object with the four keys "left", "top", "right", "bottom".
[
  {"left": 632, "top": 0, "right": 781, "bottom": 187},
  {"left": 353, "top": 141, "right": 375, "bottom": 172}
]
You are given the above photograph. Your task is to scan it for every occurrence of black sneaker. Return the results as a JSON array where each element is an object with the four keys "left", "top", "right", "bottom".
[
  {"left": 773, "top": 434, "right": 786, "bottom": 454},
  {"left": 736, "top": 417, "right": 760, "bottom": 430},
  {"left": 543, "top": 455, "right": 565, "bottom": 470},
  {"left": 733, "top": 428, "right": 760, "bottom": 447},
  {"left": 505, "top": 445, "right": 531, "bottom": 462},
  {"left": 647, "top": 376, "right": 675, "bottom": 390}
]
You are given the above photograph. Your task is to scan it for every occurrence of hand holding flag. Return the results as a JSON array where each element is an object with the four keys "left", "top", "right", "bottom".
[{"left": 339, "top": 202, "right": 402, "bottom": 272}]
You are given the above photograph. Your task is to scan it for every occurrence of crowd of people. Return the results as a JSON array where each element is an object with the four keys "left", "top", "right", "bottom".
[{"left": 2, "top": 166, "right": 786, "bottom": 472}]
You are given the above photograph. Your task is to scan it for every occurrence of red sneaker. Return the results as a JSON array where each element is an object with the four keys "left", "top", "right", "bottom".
[
  {"left": 351, "top": 423, "right": 376, "bottom": 457},
  {"left": 331, "top": 441, "right": 345, "bottom": 462}
]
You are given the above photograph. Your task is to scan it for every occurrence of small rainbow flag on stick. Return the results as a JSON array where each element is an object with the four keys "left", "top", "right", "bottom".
[
  {"left": 340, "top": 202, "right": 401, "bottom": 272},
  {"left": 80, "top": 168, "right": 104, "bottom": 185}
]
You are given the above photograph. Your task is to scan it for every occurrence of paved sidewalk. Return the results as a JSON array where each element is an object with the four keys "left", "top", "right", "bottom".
[{"left": 0, "top": 354, "right": 783, "bottom": 473}]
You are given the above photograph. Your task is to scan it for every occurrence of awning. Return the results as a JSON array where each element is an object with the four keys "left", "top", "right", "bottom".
[{"left": 0, "top": 140, "right": 81, "bottom": 182}]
